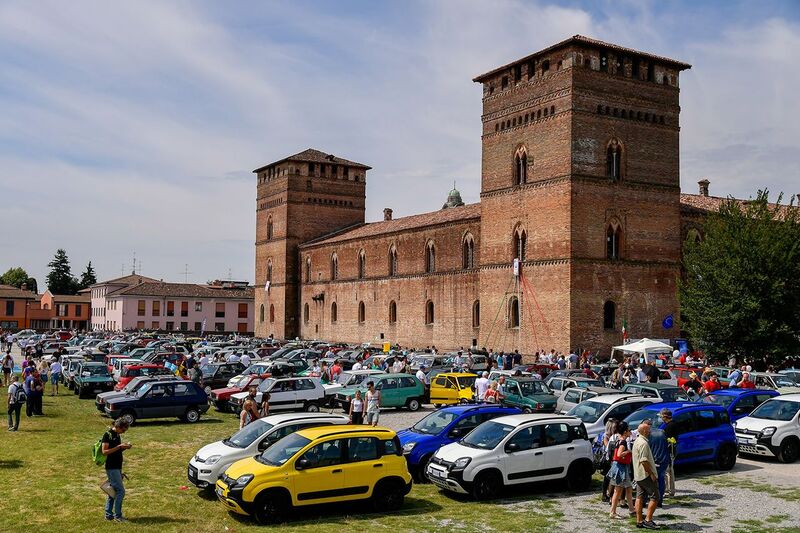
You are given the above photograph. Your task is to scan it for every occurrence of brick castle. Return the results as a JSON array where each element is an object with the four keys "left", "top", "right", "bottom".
[{"left": 254, "top": 35, "right": 721, "bottom": 354}]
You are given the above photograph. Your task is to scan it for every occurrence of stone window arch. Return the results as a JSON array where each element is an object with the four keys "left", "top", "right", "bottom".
[
  {"left": 269, "top": 304, "right": 275, "bottom": 323},
  {"left": 266, "top": 259, "right": 273, "bottom": 284},
  {"left": 267, "top": 216, "right": 273, "bottom": 240},
  {"left": 389, "top": 300, "right": 397, "bottom": 324},
  {"left": 425, "top": 300, "right": 434, "bottom": 325},
  {"left": 550, "top": 105, "right": 555, "bottom": 115},
  {"left": 472, "top": 300, "right": 480, "bottom": 328},
  {"left": 358, "top": 301, "right": 365, "bottom": 323},
  {"left": 603, "top": 301, "right": 616, "bottom": 330},
  {"left": 606, "top": 222, "right": 622, "bottom": 260},
  {"left": 357, "top": 249, "right": 366, "bottom": 279},
  {"left": 686, "top": 227, "right": 702, "bottom": 244},
  {"left": 331, "top": 302, "right": 337, "bottom": 323},
  {"left": 462, "top": 233, "right": 476, "bottom": 269},
  {"left": 513, "top": 147, "right": 528, "bottom": 185},
  {"left": 606, "top": 139, "right": 623, "bottom": 181},
  {"left": 508, "top": 296, "right": 520, "bottom": 328},
  {"left": 513, "top": 226, "right": 527, "bottom": 261},
  {"left": 425, "top": 240, "right": 436, "bottom": 273},
  {"left": 305, "top": 257, "right": 312, "bottom": 283},
  {"left": 388, "top": 245, "right": 398, "bottom": 277},
  {"left": 330, "top": 253, "right": 338, "bottom": 280},
  {"left": 303, "top": 303, "right": 309, "bottom": 324},
  {"left": 259, "top": 304, "right": 264, "bottom": 323}
]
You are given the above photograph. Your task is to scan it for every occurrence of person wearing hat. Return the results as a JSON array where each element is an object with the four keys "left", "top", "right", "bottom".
[{"left": 683, "top": 372, "right": 703, "bottom": 397}]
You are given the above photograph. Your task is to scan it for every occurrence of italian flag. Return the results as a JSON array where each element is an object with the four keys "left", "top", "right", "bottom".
[{"left": 622, "top": 319, "right": 628, "bottom": 342}]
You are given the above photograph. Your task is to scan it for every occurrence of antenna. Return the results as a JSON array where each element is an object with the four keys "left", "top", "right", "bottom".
[
  {"left": 180, "top": 264, "right": 193, "bottom": 283},
  {"left": 121, "top": 263, "right": 125, "bottom": 276},
  {"left": 227, "top": 268, "right": 232, "bottom": 280},
  {"left": 132, "top": 250, "right": 137, "bottom": 274}
]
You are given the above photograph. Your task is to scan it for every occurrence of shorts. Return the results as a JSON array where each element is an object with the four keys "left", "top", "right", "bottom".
[
  {"left": 2, "top": 368, "right": 10, "bottom": 374},
  {"left": 51, "top": 373, "right": 61, "bottom": 384},
  {"left": 636, "top": 476, "right": 658, "bottom": 500},
  {"left": 365, "top": 410, "right": 380, "bottom": 425}
]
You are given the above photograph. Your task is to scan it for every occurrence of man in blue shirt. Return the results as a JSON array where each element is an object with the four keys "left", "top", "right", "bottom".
[{"left": 645, "top": 416, "right": 671, "bottom": 507}]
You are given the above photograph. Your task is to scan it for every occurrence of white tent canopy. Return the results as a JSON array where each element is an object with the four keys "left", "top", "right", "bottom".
[{"left": 611, "top": 338, "right": 673, "bottom": 362}]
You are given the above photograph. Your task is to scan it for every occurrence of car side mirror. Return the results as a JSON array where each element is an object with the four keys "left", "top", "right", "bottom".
[
  {"left": 449, "top": 428, "right": 462, "bottom": 439},
  {"left": 258, "top": 439, "right": 271, "bottom": 452},
  {"left": 295, "top": 458, "right": 310, "bottom": 470},
  {"left": 506, "top": 443, "right": 520, "bottom": 453}
]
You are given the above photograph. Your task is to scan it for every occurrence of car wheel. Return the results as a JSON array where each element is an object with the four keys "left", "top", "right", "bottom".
[
  {"left": 75, "top": 385, "right": 81, "bottom": 397},
  {"left": 471, "top": 470, "right": 502, "bottom": 501},
  {"left": 305, "top": 402, "right": 320, "bottom": 412},
  {"left": 254, "top": 491, "right": 288, "bottom": 525},
  {"left": 407, "top": 398, "right": 421, "bottom": 412},
  {"left": 120, "top": 410, "right": 136, "bottom": 425},
  {"left": 714, "top": 443, "right": 738, "bottom": 470},
  {"left": 522, "top": 407, "right": 533, "bottom": 414},
  {"left": 415, "top": 455, "right": 433, "bottom": 484},
  {"left": 778, "top": 438, "right": 800, "bottom": 464},
  {"left": 372, "top": 479, "right": 405, "bottom": 511},
  {"left": 184, "top": 407, "right": 201, "bottom": 423},
  {"left": 566, "top": 461, "right": 593, "bottom": 492}
]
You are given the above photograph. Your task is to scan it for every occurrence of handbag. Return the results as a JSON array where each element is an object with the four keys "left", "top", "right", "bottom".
[{"left": 100, "top": 480, "right": 116, "bottom": 498}]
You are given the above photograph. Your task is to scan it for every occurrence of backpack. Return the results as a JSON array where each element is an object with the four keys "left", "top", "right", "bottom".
[
  {"left": 12, "top": 384, "right": 26, "bottom": 404},
  {"left": 92, "top": 431, "right": 111, "bottom": 466}
]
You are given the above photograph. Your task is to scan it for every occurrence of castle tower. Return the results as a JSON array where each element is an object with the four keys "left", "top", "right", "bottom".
[
  {"left": 473, "top": 35, "right": 691, "bottom": 352},
  {"left": 254, "top": 149, "right": 370, "bottom": 339}
]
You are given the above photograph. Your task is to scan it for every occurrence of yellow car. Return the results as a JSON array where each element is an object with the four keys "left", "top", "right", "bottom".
[
  {"left": 215, "top": 425, "right": 413, "bottom": 524},
  {"left": 429, "top": 372, "right": 478, "bottom": 406}
]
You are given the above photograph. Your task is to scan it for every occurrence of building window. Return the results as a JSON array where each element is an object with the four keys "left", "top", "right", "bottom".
[
  {"left": 425, "top": 241, "right": 436, "bottom": 273},
  {"left": 541, "top": 60, "right": 550, "bottom": 73},
  {"left": 166, "top": 301, "right": 174, "bottom": 316},
  {"left": 5, "top": 300, "right": 14, "bottom": 316},
  {"left": 388, "top": 246, "right": 398, "bottom": 277},
  {"left": 508, "top": 297, "right": 520, "bottom": 328},
  {"left": 166, "top": 321, "right": 174, "bottom": 331},
  {"left": 606, "top": 140, "right": 622, "bottom": 181},
  {"left": 269, "top": 304, "right": 275, "bottom": 323},
  {"left": 389, "top": 301, "right": 397, "bottom": 324},
  {"left": 215, "top": 322, "right": 225, "bottom": 332},
  {"left": 603, "top": 301, "right": 616, "bottom": 330},
  {"left": 358, "top": 250, "right": 366, "bottom": 279},
  {"left": 513, "top": 64, "right": 522, "bottom": 82},
  {"left": 180, "top": 322, "right": 188, "bottom": 331},
  {"left": 513, "top": 228, "right": 527, "bottom": 261},
  {"left": 137, "top": 300, "right": 145, "bottom": 316},
  {"left": 267, "top": 260, "right": 273, "bottom": 283},
  {"left": 238, "top": 303, "right": 248, "bottom": 319},
  {"left": 501, "top": 75, "right": 508, "bottom": 89},
  {"left": 304, "top": 303, "right": 309, "bottom": 323},
  {"left": 331, "top": 302, "right": 337, "bottom": 323},
  {"left": 152, "top": 300, "right": 160, "bottom": 317},
  {"left": 462, "top": 234, "right": 475, "bottom": 269},
  {"left": 513, "top": 149, "right": 527, "bottom": 185},
  {"left": 215, "top": 302, "right": 225, "bottom": 318},
  {"left": 181, "top": 301, "right": 188, "bottom": 317},
  {"left": 606, "top": 224, "right": 622, "bottom": 260},
  {"left": 358, "top": 301, "right": 365, "bottom": 323},
  {"left": 425, "top": 300, "right": 434, "bottom": 325},
  {"left": 195, "top": 302, "right": 202, "bottom": 312},
  {"left": 330, "top": 253, "right": 338, "bottom": 280},
  {"left": 259, "top": 304, "right": 265, "bottom": 323},
  {"left": 137, "top": 321, "right": 145, "bottom": 330},
  {"left": 75, "top": 304, "right": 82, "bottom": 316},
  {"left": 267, "top": 216, "right": 273, "bottom": 240},
  {"left": 305, "top": 257, "right": 312, "bottom": 283},
  {"left": 472, "top": 300, "right": 480, "bottom": 328}
]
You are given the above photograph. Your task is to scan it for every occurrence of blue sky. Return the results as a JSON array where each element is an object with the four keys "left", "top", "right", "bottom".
[{"left": 2, "top": 0, "right": 799, "bottom": 286}]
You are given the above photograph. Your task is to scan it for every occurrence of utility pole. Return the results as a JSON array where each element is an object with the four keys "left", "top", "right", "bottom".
[{"left": 180, "top": 264, "right": 193, "bottom": 283}]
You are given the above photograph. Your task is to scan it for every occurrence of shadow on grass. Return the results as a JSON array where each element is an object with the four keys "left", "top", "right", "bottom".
[
  {"left": 195, "top": 489, "right": 217, "bottom": 502},
  {"left": 128, "top": 516, "right": 190, "bottom": 525},
  {"left": 677, "top": 461, "right": 762, "bottom": 479},
  {"left": 0, "top": 459, "right": 23, "bottom": 469}
]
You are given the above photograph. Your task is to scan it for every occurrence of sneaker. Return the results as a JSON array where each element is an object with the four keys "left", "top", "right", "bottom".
[
  {"left": 636, "top": 524, "right": 645, "bottom": 529},
  {"left": 105, "top": 516, "right": 114, "bottom": 521},
  {"left": 642, "top": 522, "right": 659, "bottom": 530},
  {"left": 114, "top": 517, "right": 128, "bottom": 522}
]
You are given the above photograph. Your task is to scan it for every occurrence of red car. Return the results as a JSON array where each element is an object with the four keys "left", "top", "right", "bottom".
[
  {"left": 115, "top": 364, "right": 175, "bottom": 391},
  {"left": 209, "top": 373, "right": 269, "bottom": 412},
  {"left": 105, "top": 354, "right": 130, "bottom": 374}
]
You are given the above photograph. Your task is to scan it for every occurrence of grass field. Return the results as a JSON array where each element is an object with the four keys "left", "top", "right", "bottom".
[{"left": 0, "top": 391, "right": 562, "bottom": 532}]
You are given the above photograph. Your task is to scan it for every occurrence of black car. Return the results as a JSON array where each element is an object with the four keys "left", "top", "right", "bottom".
[
  {"left": 199, "top": 362, "right": 246, "bottom": 394},
  {"left": 104, "top": 380, "right": 209, "bottom": 424}
]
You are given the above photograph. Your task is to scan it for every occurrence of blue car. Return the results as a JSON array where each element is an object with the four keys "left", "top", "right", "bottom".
[
  {"left": 624, "top": 402, "right": 738, "bottom": 470},
  {"left": 701, "top": 389, "right": 780, "bottom": 421},
  {"left": 398, "top": 404, "right": 521, "bottom": 481}
]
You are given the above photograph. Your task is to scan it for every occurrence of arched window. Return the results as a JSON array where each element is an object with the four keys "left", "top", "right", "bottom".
[
  {"left": 330, "top": 253, "right": 338, "bottom": 280},
  {"left": 513, "top": 149, "right": 527, "bottom": 185},
  {"left": 303, "top": 303, "right": 309, "bottom": 323},
  {"left": 686, "top": 228, "right": 702, "bottom": 244},
  {"left": 462, "top": 234, "right": 475, "bottom": 269},
  {"left": 305, "top": 257, "right": 312, "bottom": 283},
  {"left": 266, "top": 259, "right": 272, "bottom": 283},
  {"left": 269, "top": 304, "right": 275, "bottom": 323},
  {"left": 603, "top": 301, "right": 616, "bottom": 330},
  {"left": 388, "top": 246, "right": 398, "bottom": 277},
  {"left": 331, "top": 302, "right": 337, "bottom": 323},
  {"left": 266, "top": 216, "right": 273, "bottom": 240},
  {"left": 425, "top": 241, "right": 436, "bottom": 273},
  {"left": 472, "top": 300, "right": 480, "bottom": 328},
  {"left": 606, "top": 224, "right": 622, "bottom": 260},
  {"left": 513, "top": 228, "right": 527, "bottom": 261},
  {"left": 508, "top": 297, "right": 520, "bottom": 328},
  {"left": 389, "top": 301, "right": 397, "bottom": 324},
  {"left": 607, "top": 140, "right": 622, "bottom": 181},
  {"left": 425, "top": 300, "right": 435, "bottom": 325},
  {"left": 357, "top": 250, "right": 366, "bottom": 279},
  {"left": 259, "top": 304, "right": 265, "bottom": 323},
  {"left": 358, "top": 301, "right": 365, "bottom": 323}
]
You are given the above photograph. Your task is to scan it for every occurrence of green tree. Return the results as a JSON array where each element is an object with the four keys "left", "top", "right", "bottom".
[
  {"left": 46, "top": 249, "right": 79, "bottom": 295},
  {"left": 680, "top": 190, "right": 800, "bottom": 366},
  {"left": 1, "top": 267, "right": 37, "bottom": 293},
  {"left": 79, "top": 261, "right": 97, "bottom": 289}
]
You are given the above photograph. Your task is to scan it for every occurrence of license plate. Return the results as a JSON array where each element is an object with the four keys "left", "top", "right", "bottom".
[
  {"left": 737, "top": 437, "right": 753, "bottom": 445},
  {"left": 94, "top": 389, "right": 102, "bottom": 393},
  {"left": 216, "top": 486, "right": 224, "bottom": 497},
  {"left": 428, "top": 467, "right": 445, "bottom": 479}
]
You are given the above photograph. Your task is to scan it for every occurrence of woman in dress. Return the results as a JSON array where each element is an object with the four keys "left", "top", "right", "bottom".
[{"left": 608, "top": 421, "right": 635, "bottom": 519}]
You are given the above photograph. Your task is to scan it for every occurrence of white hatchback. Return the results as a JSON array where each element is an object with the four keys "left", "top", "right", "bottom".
[
  {"left": 566, "top": 393, "right": 660, "bottom": 440},
  {"left": 734, "top": 393, "right": 800, "bottom": 463},
  {"left": 187, "top": 412, "right": 349, "bottom": 489}
]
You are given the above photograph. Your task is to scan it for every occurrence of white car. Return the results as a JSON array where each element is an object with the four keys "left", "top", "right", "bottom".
[
  {"left": 187, "top": 412, "right": 349, "bottom": 489},
  {"left": 734, "top": 393, "right": 800, "bottom": 463},
  {"left": 426, "top": 413, "right": 594, "bottom": 500},
  {"left": 566, "top": 394, "right": 660, "bottom": 440},
  {"left": 229, "top": 376, "right": 326, "bottom": 413}
]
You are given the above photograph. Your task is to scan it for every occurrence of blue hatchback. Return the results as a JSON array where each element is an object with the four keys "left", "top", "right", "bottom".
[
  {"left": 701, "top": 389, "right": 780, "bottom": 421},
  {"left": 624, "top": 402, "right": 738, "bottom": 470},
  {"left": 398, "top": 404, "right": 521, "bottom": 480}
]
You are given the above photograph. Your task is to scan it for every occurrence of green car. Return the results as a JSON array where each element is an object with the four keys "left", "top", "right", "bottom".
[
  {"left": 501, "top": 378, "right": 557, "bottom": 413},
  {"left": 73, "top": 362, "right": 116, "bottom": 399},
  {"left": 334, "top": 373, "right": 425, "bottom": 412}
]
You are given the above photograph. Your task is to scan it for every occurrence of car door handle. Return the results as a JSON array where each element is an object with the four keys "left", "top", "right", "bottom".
[
  {"left": 567, "top": 447, "right": 574, "bottom": 451},
  {"left": 332, "top": 469, "right": 342, "bottom": 473},
  {"left": 373, "top": 463, "right": 384, "bottom": 468},
  {"left": 534, "top": 452, "right": 543, "bottom": 456}
]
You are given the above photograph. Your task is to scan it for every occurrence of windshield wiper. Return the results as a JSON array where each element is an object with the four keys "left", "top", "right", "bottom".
[
  {"left": 459, "top": 440, "right": 480, "bottom": 448},
  {"left": 222, "top": 438, "right": 240, "bottom": 448}
]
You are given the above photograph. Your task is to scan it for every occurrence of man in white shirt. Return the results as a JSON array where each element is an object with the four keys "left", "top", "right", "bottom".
[
  {"left": 351, "top": 357, "right": 363, "bottom": 371},
  {"left": 475, "top": 371, "right": 490, "bottom": 402},
  {"left": 227, "top": 352, "right": 240, "bottom": 364},
  {"left": 239, "top": 352, "right": 251, "bottom": 368},
  {"left": 199, "top": 354, "right": 209, "bottom": 368},
  {"left": 392, "top": 357, "right": 405, "bottom": 374},
  {"left": 636, "top": 364, "right": 647, "bottom": 383},
  {"left": 415, "top": 365, "right": 429, "bottom": 385}
]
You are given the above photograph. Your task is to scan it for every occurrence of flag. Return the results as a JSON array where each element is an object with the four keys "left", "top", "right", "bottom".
[
  {"left": 622, "top": 318, "right": 628, "bottom": 342},
  {"left": 201, "top": 319, "right": 206, "bottom": 335},
  {"left": 662, "top": 314, "right": 674, "bottom": 329}
]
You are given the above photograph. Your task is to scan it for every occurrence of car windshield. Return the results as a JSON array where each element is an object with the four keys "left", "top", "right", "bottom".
[
  {"left": 773, "top": 376, "right": 795, "bottom": 387},
  {"left": 659, "top": 388, "right": 689, "bottom": 402},
  {"left": 336, "top": 372, "right": 355, "bottom": 386},
  {"left": 410, "top": 355, "right": 433, "bottom": 366},
  {"left": 751, "top": 400, "right": 800, "bottom": 421},
  {"left": 231, "top": 375, "right": 253, "bottom": 388},
  {"left": 702, "top": 394, "right": 734, "bottom": 408},
  {"left": 83, "top": 365, "right": 110, "bottom": 376},
  {"left": 201, "top": 366, "right": 218, "bottom": 377},
  {"left": 456, "top": 376, "right": 477, "bottom": 389},
  {"left": 258, "top": 378, "right": 276, "bottom": 392},
  {"left": 257, "top": 433, "right": 310, "bottom": 466},
  {"left": 411, "top": 410, "right": 458, "bottom": 434},
  {"left": 567, "top": 400, "right": 608, "bottom": 423},
  {"left": 575, "top": 380, "right": 601, "bottom": 388},
  {"left": 519, "top": 381, "right": 549, "bottom": 396},
  {"left": 461, "top": 421, "right": 513, "bottom": 449},
  {"left": 136, "top": 383, "right": 152, "bottom": 397},
  {"left": 625, "top": 409, "right": 662, "bottom": 428},
  {"left": 225, "top": 422, "right": 274, "bottom": 449}
]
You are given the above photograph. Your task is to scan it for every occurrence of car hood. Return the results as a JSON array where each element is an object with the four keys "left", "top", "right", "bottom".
[
  {"left": 222, "top": 456, "right": 277, "bottom": 479},
  {"left": 735, "top": 416, "right": 791, "bottom": 432},
  {"left": 397, "top": 428, "right": 436, "bottom": 446},
  {"left": 79, "top": 376, "right": 114, "bottom": 382},
  {"left": 196, "top": 440, "right": 239, "bottom": 461},
  {"left": 98, "top": 391, "right": 130, "bottom": 401},
  {"left": 211, "top": 387, "right": 239, "bottom": 397},
  {"left": 434, "top": 441, "right": 485, "bottom": 461},
  {"left": 521, "top": 394, "right": 556, "bottom": 404},
  {"left": 336, "top": 386, "right": 366, "bottom": 397}
]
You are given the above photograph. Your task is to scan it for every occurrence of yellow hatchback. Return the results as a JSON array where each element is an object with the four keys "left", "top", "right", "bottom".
[
  {"left": 215, "top": 425, "right": 413, "bottom": 524},
  {"left": 429, "top": 372, "right": 477, "bottom": 406}
]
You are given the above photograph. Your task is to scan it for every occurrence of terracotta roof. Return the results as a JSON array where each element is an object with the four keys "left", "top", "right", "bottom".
[
  {"left": 91, "top": 273, "right": 160, "bottom": 288},
  {"left": 473, "top": 34, "right": 691, "bottom": 82},
  {"left": 681, "top": 194, "right": 798, "bottom": 219},
  {"left": 253, "top": 148, "right": 371, "bottom": 173},
  {"left": 0, "top": 286, "right": 36, "bottom": 299},
  {"left": 108, "top": 282, "right": 254, "bottom": 300},
  {"left": 52, "top": 294, "right": 91, "bottom": 303},
  {"left": 301, "top": 203, "right": 481, "bottom": 248}
]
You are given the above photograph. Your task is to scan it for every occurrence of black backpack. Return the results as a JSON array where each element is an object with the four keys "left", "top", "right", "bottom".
[{"left": 12, "top": 384, "right": 27, "bottom": 404}]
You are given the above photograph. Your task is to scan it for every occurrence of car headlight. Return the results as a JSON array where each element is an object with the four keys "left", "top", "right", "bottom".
[
  {"left": 402, "top": 442, "right": 416, "bottom": 453},
  {"left": 233, "top": 474, "right": 254, "bottom": 488},
  {"left": 206, "top": 455, "right": 222, "bottom": 465},
  {"left": 761, "top": 427, "right": 776, "bottom": 437},
  {"left": 452, "top": 457, "right": 471, "bottom": 470}
]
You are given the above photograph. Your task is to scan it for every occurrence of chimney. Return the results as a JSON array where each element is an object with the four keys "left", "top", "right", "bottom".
[
  {"left": 698, "top": 179, "right": 710, "bottom": 197},
  {"left": 383, "top": 208, "right": 393, "bottom": 221}
]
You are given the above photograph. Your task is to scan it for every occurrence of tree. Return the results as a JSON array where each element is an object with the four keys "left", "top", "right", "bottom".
[
  {"left": 680, "top": 190, "right": 800, "bottom": 366},
  {"left": 46, "top": 249, "right": 79, "bottom": 295},
  {"left": 1, "top": 267, "right": 37, "bottom": 293},
  {"left": 79, "top": 261, "right": 97, "bottom": 289}
]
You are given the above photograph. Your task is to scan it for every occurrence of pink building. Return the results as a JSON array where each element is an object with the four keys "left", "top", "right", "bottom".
[{"left": 90, "top": 274, "right": 159, "bottom": 331}]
